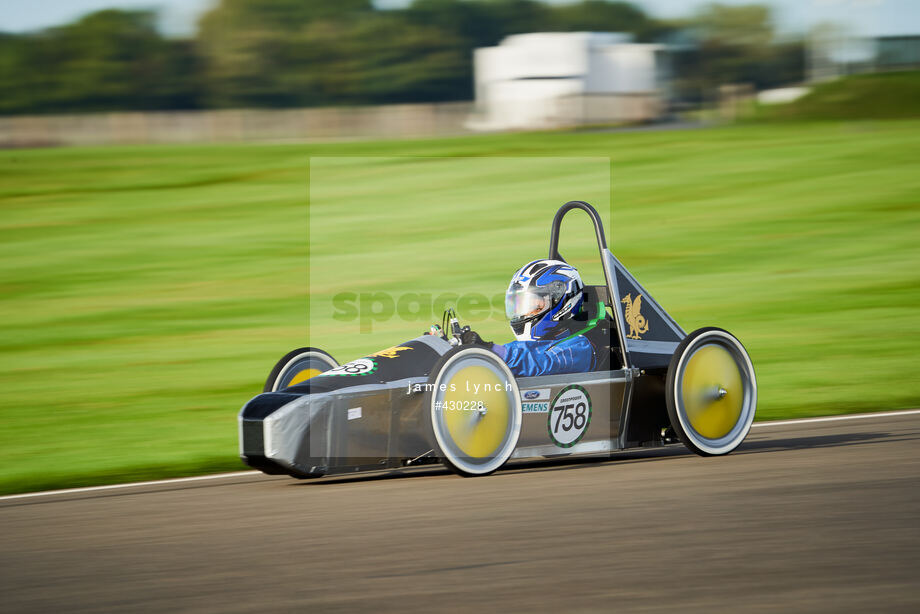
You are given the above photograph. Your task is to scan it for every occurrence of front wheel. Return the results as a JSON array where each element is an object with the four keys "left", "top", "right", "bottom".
[
  {"left": 263, "top": 347, "right": 338, "bottom": 393},
  {"left": 426, "top": 346, "right": 523, "bottom": 476},
  {"left": 665, "top": 327, "right": 757, "bottom": 456}
]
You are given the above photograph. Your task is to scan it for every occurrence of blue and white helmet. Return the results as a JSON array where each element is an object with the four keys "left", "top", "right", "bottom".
[{"left": 505, "top": 259, "right": 584, "bottom": 341}]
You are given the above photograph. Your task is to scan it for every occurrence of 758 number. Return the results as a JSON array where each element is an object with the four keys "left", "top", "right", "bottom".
[{"left": 552, "top": 402, "right": 588, "bottom": 433}]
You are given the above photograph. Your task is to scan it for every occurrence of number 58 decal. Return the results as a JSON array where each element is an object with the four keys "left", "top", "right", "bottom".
[{"left": 548, "top": 384, "right": 592, "bottom": 448}]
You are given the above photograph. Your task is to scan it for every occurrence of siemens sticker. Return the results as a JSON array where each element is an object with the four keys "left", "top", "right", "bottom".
[{"left": 522, "top": 401, "right": 550, "bottom": 414}]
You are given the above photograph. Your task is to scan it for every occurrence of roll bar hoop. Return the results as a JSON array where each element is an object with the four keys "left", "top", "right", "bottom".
[{"left": 548, "top": 200, "right": 608, "bottom": 262}]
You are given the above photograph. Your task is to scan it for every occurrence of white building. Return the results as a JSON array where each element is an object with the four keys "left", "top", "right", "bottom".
[{"left": 469, "top": 32, "right": 668, "bottom": 131}]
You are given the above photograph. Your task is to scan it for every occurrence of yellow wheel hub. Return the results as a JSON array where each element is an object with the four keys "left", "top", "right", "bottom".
[
  {"left": 287, "top": 368, "right": 322, "bottom": 387},
  {"left": 440, "top": 365, "right": 510, "bottom": 458},
  {"left": 681, "top": 344, "right": 743, "bottom": 439}
]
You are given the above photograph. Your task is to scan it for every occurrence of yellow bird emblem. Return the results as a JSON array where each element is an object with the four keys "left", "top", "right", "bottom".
[
  {"left": 369, "top": 345, "right": 412, "bottom": 359},
  {"left": 620, "top": 293, "right": 649, "bottom": 340}
]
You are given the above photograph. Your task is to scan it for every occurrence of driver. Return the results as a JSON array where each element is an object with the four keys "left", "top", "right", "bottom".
[{"left": 462, "top": 259, "right": 602, "bottom": 376}]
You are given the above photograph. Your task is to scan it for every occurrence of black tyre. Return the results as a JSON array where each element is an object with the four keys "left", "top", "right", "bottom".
[
  {"left": 425, "top": 346, "right": 523, "bottom": 476},
  {"left": 665, "top": 327, "right": 757, "bottom": 456},
  {"left": 263, "top": 347, "right": 338, "bottom": 393}
]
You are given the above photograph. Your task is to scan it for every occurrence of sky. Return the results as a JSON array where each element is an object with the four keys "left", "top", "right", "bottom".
[{"left": 1, "top": 0, "right": 918, "bottom": 37}]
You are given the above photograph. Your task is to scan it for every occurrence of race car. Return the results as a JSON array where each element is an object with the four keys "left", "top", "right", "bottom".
[{"left": 238, "top": 201, "right": 757, "bottom": 478}]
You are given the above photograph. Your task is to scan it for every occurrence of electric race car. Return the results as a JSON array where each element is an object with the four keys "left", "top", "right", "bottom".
[{"left": 238, "top": 201, "right": 757, "bottom": 478}]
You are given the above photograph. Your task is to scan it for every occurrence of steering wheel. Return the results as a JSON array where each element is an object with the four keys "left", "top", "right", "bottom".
[{"left": 427, "top": 308, "right": 471, "bottom": 346}]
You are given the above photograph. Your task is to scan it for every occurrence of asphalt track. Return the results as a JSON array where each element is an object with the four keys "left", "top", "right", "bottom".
[{"left": 2, "top": 412, "right": 918, "bottom": 613}]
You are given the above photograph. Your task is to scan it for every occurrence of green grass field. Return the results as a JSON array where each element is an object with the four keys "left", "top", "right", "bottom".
[
  {"left": 756, "top": 71, "right": 920, "bottom": 121},
  {"left": 1, "top": 120, "right": 919, "bottom": 495}
]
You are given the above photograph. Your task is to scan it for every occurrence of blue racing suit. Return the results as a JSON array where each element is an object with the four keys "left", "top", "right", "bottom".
[{"left": 491, "top": 334, "right": 595, "bottom": 377}]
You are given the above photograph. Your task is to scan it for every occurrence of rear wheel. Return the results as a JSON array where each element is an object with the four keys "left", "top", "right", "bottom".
[
  {"left": 263, "top": 347, "right": 338, "bottom": 393},
  {"left": 665, "top": 327, "right": 757, "bottom": 456},
  {"left": 426, "top": 346, "right": 523, "bottom": 476}
]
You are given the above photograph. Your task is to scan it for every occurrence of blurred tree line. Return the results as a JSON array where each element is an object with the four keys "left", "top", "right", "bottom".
[{"left": 0, "top": 0, "right": 804, "bottom": 115}]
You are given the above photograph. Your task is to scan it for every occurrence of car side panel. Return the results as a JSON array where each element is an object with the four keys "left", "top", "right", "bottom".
[{"left": 513, "top": 370, "right": 629, "bottom": 458}]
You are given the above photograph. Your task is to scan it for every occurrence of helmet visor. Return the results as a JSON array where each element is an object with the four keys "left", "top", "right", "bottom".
[{"left": 505, "top": 287, "right": 551, "bottom": 322}]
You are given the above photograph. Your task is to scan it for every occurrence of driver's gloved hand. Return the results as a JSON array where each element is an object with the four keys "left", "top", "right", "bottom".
[{"left": 460, "top": 329, "right": 490, "bottom": 346}]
